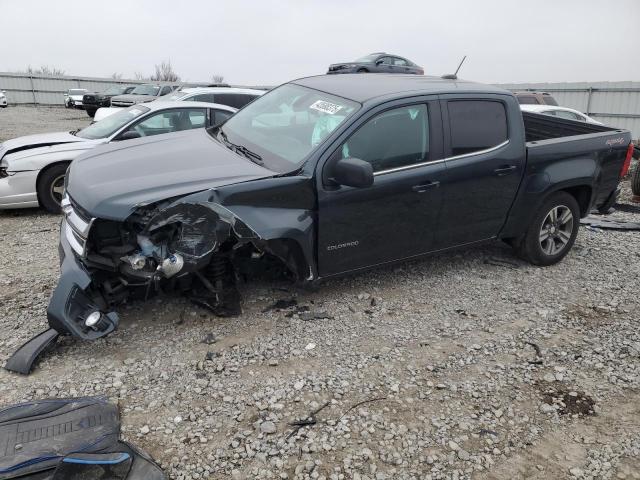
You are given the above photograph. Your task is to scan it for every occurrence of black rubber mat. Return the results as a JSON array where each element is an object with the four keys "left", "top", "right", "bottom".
[{"left": 0, "top": 397, "right": 119, "bottom": 479}]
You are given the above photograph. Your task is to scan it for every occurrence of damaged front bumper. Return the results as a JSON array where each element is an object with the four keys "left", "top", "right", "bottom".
[
  {"left": 46, "top": 191, "right": 309, "bottom": 341},
  {"left": 47, "top": 218, "right": 119, "bottom": 339}
]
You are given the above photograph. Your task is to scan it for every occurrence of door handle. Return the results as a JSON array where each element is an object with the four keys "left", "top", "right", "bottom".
[
  {"left": 494, "top": 165, "right": 517, "bottom": 176},
  {"left": 412, "top": 181, "right": 440, "bottom": 193}
]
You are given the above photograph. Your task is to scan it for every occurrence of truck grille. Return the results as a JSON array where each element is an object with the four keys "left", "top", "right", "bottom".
[{"left": 61, "top": 194, "right": 95, "bottom": 257}]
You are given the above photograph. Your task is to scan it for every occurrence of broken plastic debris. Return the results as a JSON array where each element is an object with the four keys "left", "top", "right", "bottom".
[{"left": 580, "top": 216, "right": 640, "bottom": 231}]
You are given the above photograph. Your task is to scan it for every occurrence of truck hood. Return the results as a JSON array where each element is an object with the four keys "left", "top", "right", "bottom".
[
  {"left": 66, "top": 129, "right": 275, "bottom": 221},
  {"left": 0, "top": 132, "right": 100, "bottom": 169}
]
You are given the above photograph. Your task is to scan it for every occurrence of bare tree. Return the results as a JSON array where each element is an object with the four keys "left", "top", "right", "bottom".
[
  {"left": 211, "top": 74, "right": 225, "bottom": 84},
  {"left": 150, "top": 60, "right": 180, "bottom": 82},
  {"left": 25, "top": 65, "right": 66, "bottom": 76},
  {"left": 134, "top": 72, "right": 150, "bottom": 81},
  {"left": 111, "top": 72, "right": 123, "bottom": 80}
]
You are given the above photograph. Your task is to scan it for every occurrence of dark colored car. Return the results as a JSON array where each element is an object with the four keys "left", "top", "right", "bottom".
[
  {"left": 328, "top": 52, "right": 423, "bottom": 75},
  {"left": 44, "top": 75, "right": 633, "bottom": 349},
  {"left": 82, "top": 85, "right": 136, "bottom": 117},
  {"left": 514, "top": 91, "right": 558, "bottom": 106}
]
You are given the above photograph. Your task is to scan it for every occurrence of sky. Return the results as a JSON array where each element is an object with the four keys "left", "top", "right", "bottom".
[{"left": 1, "top": 0, "right": 639, "bottom": 86}]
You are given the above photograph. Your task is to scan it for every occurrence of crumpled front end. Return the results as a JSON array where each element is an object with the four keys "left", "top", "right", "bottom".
[{"left": 48, "top": 190, "right": 310, "bottom": 340}]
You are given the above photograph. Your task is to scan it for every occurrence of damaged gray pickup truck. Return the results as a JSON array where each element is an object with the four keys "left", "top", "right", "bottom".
[{"left": 7, "top": 74, "right": 635, "bottom": 373}]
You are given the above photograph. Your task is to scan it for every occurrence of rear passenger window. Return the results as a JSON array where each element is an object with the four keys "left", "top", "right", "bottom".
[
  {"left": 447, "top": 100, "right": 508, "bottom": 156},
  {"left": 215, "top": 94, "right": 258, "bottom": 109},
  {"left": 192, "top": 93, "right": 216, "bottom": 103}
]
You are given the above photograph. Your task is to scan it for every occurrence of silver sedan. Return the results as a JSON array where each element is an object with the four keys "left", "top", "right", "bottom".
[{"left": 0, "top": 101, "right": 236, "bottom": 212}]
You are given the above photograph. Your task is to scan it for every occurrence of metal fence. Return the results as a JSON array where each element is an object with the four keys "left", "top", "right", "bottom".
[
  {"left": 497, "top": 81, "right": 640, "bottom": 140},
  {"left": 0, "top": 72, "right": 218, "bottom": 107},
  {"left": 2, "top": 73, "right": 639, "bottom": 139},
  {"left": 0, "top": 72, "right": 150, "bottom": 106}
]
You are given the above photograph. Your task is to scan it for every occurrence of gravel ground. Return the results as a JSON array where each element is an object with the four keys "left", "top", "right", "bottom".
[{"left": 1, "top": 107, "right": 639, "bottom": 480}]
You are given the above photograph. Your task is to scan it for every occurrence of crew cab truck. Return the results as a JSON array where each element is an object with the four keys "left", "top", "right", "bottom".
[{"left": 39, "top": 74, "right": 633, "bottom": 350}]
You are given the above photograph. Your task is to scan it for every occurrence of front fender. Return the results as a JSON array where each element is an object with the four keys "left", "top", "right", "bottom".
[{"left": 4, "top": 147, "right": 94, "bottom": 172}]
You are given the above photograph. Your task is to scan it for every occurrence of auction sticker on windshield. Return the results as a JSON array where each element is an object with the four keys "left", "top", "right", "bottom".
[{"left": 310, "top": 100, "right": 343, "bottom": 115}]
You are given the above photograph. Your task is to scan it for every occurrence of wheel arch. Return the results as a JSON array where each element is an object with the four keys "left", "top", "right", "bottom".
[{"left": 500, "top": 181, "right": 593, "bottom": 239}]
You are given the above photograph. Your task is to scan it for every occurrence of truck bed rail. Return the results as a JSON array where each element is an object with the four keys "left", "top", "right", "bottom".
[{"left": 523, "top": 111, "right": 616, "bottom": 142}]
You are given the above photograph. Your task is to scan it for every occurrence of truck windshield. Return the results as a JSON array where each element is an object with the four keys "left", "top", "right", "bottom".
[
  {"left": 75, "top": 105, "right": 150, "bottom": 139},
  {"left": 216, "top": 84, "right": 359, "bottom": 172},
  {"left": 130, "top": 85, "right": 160, "bottom": 96}
]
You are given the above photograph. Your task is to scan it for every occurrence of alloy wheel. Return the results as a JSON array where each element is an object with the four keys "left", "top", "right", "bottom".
[
  {"left": 50, "top": 174, "right": 66, "bottom": 205},
  {"left": 539, "top": 205, "right": 574, "bottom": 256}
]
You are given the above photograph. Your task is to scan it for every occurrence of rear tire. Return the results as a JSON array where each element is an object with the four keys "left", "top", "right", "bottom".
[
  {"left": 632, "top": 163, "right": 640, "bottom": 198},
  {"left": 37, "top": 163, "right": 69, "bottom": 214},
  {"left": 514, "top": 192, "right": 580, "bottom": 266},
  {"left": 357, "top": 68, "right": 369, "bottom": 73}
]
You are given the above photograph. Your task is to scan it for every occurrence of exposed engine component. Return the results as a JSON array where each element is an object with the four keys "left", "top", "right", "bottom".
[{"left": 158, "top": 253, "right": 184, "bottom": 278}]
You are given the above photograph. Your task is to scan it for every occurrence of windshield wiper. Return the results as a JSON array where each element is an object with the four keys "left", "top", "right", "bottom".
[
  {"left": 217, "top": 130, "right": 263, "bottom": 165},
  {"left": 69, "top": 129, "right": 79, "bottom": 136}
]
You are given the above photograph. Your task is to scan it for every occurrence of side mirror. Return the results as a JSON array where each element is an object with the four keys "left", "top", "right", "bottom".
[
  {"left": 119, "top": 130, "right": 141, "bottom": 141},
  {"left": 331, "top": 158, "right": 374, "bottom": 188}
]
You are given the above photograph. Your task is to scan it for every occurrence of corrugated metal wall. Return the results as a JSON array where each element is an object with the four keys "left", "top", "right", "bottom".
[
  {"left": 0, "top": 72, "right": 217, "bottom": 107},
  {"left": 0, "top": 72, "right": 149, "bottom": 106},
  {"left": 497, "top": 81, "right": 640, "bottom": 140}
]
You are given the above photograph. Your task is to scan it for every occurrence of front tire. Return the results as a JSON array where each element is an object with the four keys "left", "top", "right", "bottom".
[
  {"left": 37, "top": 163, "right": 69, "bottom": 214},
  {"left": 514, "top": 192, "right": 580, "bottom": 266}
]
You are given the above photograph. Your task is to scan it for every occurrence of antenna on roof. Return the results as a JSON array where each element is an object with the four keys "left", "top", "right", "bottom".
[{"left": 442, "top": 55, "right": 467, "bottom": 80}]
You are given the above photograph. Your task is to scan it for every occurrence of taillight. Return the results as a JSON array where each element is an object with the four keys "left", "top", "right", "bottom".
[{"left": 621, "top": 142, "right": 634, "bottom": 178}]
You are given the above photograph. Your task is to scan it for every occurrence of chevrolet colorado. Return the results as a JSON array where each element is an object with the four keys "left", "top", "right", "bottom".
[{"left": 33, "top": 74, "right": 635, "bottom": 353}]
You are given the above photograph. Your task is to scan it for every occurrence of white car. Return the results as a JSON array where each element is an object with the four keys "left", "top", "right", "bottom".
[
  {"left": 64, "top": 89, "right": 88, "bottom": 109},
  {"left": 0, "top": 90, "right": 7, "bottom": 108},
  {"left": 163, "top": 86, "right": 265, "bottom": 109},
  {"left": 0, "top": 101, "right": 236, "bottom": 212},
  {"left": 520, "top": 104, "right": 603, "bottom": 125},
  {"left": 94, "top": 87, "right": 263, "bottom": 122}
]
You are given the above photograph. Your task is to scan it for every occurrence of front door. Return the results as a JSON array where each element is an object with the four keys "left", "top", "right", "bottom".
[{"left": 317, "top": 100, "right": 445, "bottom": 276}]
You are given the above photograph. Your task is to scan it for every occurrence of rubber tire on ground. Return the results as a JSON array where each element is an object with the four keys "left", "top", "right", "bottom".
[
  {"left": 357, "top": 68, "right": 369, "bottom": 73},
  {"left": 514, "top": 191, "right": 580, "bottom": 266},
  {"left": 632, "top": 163, "right": 640, "bottom": 197},
  {"left": 37, "top": 163, "right": 69, "bottom": 214}
]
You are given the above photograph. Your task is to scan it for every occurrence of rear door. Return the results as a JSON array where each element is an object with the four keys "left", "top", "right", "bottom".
[
  {"left": 434, "top": 96, "right": 525, "bottom": 248},
  {"left": 317, "top": 99, "right": 445, "bottom": 276}
]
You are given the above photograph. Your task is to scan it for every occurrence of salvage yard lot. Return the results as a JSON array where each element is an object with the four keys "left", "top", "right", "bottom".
[{"left": 1, "top": 107, "right": 639, "bottom": 479}]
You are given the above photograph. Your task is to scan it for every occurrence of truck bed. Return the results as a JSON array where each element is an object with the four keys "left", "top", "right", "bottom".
[{"left": 523, "top": 111, "right": 631, "bottom": 209}]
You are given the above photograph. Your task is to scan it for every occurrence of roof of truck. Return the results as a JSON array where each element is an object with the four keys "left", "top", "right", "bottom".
[{"left": 293, "top": 74, "right": 510, "bottom": 103}]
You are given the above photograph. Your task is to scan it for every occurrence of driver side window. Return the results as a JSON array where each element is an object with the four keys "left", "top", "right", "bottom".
[
  {"left": 336, "top": 104, "right": 430, "bottom": 173},
  {"left": 122, "top": 108, "right": 207, "bottom": 138}
]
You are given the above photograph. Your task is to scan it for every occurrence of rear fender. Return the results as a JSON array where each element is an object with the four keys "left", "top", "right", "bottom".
[{"left": 500, "top": 156, "right": 596, "bottom": 238}]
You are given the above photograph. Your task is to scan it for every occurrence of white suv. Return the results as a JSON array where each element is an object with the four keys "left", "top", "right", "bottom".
[
  {"left": 0, "top": 90, "right": 7, "bottom": 108},
  {"left": 163, "top": 87, "right": 265, "bottom": 109}
]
